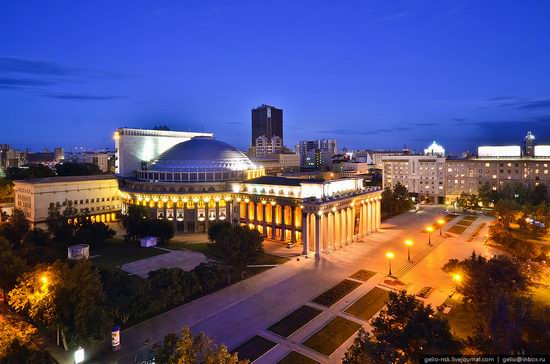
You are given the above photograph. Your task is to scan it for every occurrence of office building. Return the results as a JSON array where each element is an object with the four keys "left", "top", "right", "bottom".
[
  {"left": 298, "top": 139, "right": 337, "bottom": 169},
  {"left": 65, "top": 150, "right": 116, "bottom": 173},
  {"left": 251, "top": 104, "right": 283, "bottom": 156}
]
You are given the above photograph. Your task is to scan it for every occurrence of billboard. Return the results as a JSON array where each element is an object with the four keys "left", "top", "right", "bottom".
[
  {"left": 478, "top": 146, "right": 521, "bottom": 157},
  {"left": 534, "top": 145, "right": 550, "bottom": 157}
]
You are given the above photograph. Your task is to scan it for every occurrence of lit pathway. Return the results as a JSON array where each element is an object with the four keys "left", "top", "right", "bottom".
[{"left": 92, "top": 207, "right": 493, "bottom": 363}]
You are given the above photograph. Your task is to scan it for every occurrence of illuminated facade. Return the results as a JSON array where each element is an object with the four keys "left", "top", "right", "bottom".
[
  {"left": 117, "top": 131, "right": 382, "bottom": 257},
  {"left": 14, "top": 175, "right": 121, "bottom": 226}
]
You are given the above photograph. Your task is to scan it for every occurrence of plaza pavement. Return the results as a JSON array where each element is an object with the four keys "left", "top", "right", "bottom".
[
  {"left": 94, "top": 207, "right": 495, "bottom": 363},
  {"left": 121, "top": 249, "right": 208, "bottom": 278}
]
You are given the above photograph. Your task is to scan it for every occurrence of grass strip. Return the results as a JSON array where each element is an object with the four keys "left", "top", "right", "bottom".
[
  {"left": 312, "top": 279, "right": 362, "bottom": 307},
  {"left": 233, "top": 335, "right": 277, "bottom": 362},
  {"left": 303, "top": 316, "right": 362, "bottom": 356},
  {"left": 268, "top": 305, "right": 322, "bottom": 337},
  {"left": 345, "top": 287, "right": 389, "bottom": 321}
]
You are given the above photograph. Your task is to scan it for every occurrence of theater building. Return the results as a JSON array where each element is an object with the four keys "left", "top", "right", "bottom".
[{"left": 117, "top": 130, "right": 382, "bottom": 257}]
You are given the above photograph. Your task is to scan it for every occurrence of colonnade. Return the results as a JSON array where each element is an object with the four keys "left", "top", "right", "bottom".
[
  {"left": 238, "top": 200, "right": 302, "bottom": 243},
  {"left": 301, "top": 197, "right": 381, "bottom": 259}
]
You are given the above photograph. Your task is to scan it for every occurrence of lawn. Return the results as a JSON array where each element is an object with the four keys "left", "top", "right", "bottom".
[
  {"left": 277, "top": 351, "right": 319, "bottom": 364},
  {"left": 164, "top": 241, "right": 211, "bottom": 254},
  {"left": 344, "top": 287, "right": 389, "bottom": 321},
  {"left": 268, "top": 305, "right": 322, "bottom": 337},
  {"left": 232, "top": 335, "right": 277, "bottom": 362},
  {"left": 438, "top": 296, "right": 476, "bottom": 340},
  {"left": 91, "top": 238, "right": 168, "bottom": 270},
  {"left": 303, "top": 316, "right": 362, "bottom": 356},
  {"left": 349, "top": 269, "right": 377, "bottom": 282},
  {"left": 312, "top": 279, "right": 362, "bottom": 307}
]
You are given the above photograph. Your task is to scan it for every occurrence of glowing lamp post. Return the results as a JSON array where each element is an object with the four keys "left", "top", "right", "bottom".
[
  {"left": 385, "top": 251, "right": 395, "bottom": 277},
  {"left": 450, "top": 273, "right": 462, "bottom": 297},
  {"left": 437, "top": 218, "right": 445, "bottom": 236},
  {"left": 404, "top": 239, "right": 413, "bottom": 262},
  {"left": 426, "top": 226, "right": 434, "bottom": 246}
]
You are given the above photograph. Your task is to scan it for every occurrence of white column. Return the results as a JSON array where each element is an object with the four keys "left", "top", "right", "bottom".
[
  {"left": 315, "top": 213, "right": 321, "bottom": 259},
  {"left": 346, "top": 207, "right": 353, "bottom": 244},
  {"left": 327, "top": 212, "right": 333, "bottom": 251},
  {"left": 323, "top": 213, "right": 329, "bottom": 252},
  {"left": 301, "top": 213, "right": 308, "bottom": 255},
  {"left": 351, "top": 206, "right": 357, "bottom": 242},
  {"left": 376, "top": 198, "right": 381, "bottom": 230},
  {"left": 340, "top": 209, "right": 347, "bottom": 246},
  {"left": 371, "top": 200, "right": 376, "bottom": 233}
]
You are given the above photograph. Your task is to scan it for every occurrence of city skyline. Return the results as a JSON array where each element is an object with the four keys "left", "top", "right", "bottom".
[{"left": 2, "top": 1, "right": 550, "bottom": 152}]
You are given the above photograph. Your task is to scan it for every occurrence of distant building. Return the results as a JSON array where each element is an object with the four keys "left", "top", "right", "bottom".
[
  {"left": 25, "top": 147, "right": 64, "bottom": 168},
  {"left": 0, "top": 144, "right": 28, "bottom": 170},
  {"left": 65, "top": 150, "right": 116, "bottom": 173},
  {"left": 251, "top": 104, "right": 283, "bottom": 156},
  {"left": 382, "top": 154, "right": 446, "bottom": 203},
  {"left": 298, "top": 139, "right": 337, "bottom": 169},
  {"left": 367, "top": 149, "right": 409, "bottom": 169},
  {"left": 251, "top": 153, "right": 300, "bottom": 175},
  {"left": 382, "top": 133, "right": 550, "bottom": 205},
  {"left": 14, "top": 175, "right": 121, "bottom": 227}
]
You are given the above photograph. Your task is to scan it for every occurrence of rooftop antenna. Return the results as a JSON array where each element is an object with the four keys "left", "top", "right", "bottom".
[{"left": 201, "top": 118, "right": 204, "bottom": 133}]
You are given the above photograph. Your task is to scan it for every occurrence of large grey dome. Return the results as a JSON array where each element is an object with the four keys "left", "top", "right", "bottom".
[{"left": 149, "top": 137, "right": 255, "bottom": 172}]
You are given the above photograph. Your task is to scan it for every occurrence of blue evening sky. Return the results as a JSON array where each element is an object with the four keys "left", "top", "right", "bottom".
[{"left": 1, "top": 1, "right": 549, "bottom": 153}]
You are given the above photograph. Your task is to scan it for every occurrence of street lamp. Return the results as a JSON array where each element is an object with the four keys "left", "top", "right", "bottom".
[
  {"left": 437, "top": 218, "right": 445, "bottom": 236},
  {"left": 404, "top": 239, "right": 413, "bottom": 262},
  {"left": 426, "top": 226, "right": 434, "bottom": 246},
  {"left": 452, "top": 273, "right": 461, "bottom": 284},
  {"left": 385, "top": 251, "right": 395, "bottom": 277}
]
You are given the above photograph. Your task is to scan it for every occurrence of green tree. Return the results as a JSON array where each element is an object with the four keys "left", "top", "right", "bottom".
[
  {"left": 5, "top": 165, "right": 54, "bottom": 180},
  {"left": 55, "top": 162, "right": 102, "bottom": 176},
  {"left": 153, "top": 327, "right": 245, "bottom": 364},
  {"left": 0, "top": 237, "right": 27, "bottom": 299},
  {"left": 148, "top": 219, "right": 175, "bottom": 244},
  {"left": 0, "top": 208, "right": 30, "bottom": 248},
  {"left": 122, "top": 205, "right": 149, "bottom": 241},
  {"left": 8, "top": 260, "right": 112, "bottom": 349},
  {"left": 442, "top": 253, "right": 532, "bottom": 352},
  {"left": 208, "top": 223, "right": 264, "bottom": 283},
  {"left": 147, "top": 268, "right": 201, "bottom": 313},
  {"left": 494, "top": 199, "right": 519, "bottom": 227},
  {"left": 100, "top": 269, "right": 151, "bottom": 325},
  {"left": 456, "top": 193, "right": 479, "bottom": 212},
  {"left": 0, "top": 178, "right": 14, "bottom": 203},
  {"left": 22, "top": 228, "right": 51, "bottom": 246},
  {"left": 478, "top": 182, "right": 497, "bottom": 206},
  {"left": 343, "top": 291, "right": 461, "bottom": 363},
  {"left": 1, "top": 339, "right": 52, "bottom": 363}
]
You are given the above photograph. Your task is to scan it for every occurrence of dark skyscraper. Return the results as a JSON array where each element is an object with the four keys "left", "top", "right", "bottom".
[{"left": 251, "top": 104, "right": 283, "bottom": 147}]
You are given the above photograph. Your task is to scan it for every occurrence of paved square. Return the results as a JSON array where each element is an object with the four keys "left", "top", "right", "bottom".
[{"left": 121, "top": 249, "right": 207, "bottom": 278}]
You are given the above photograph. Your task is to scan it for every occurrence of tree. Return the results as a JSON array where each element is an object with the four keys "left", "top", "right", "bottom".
[
  {"left": 456, "top": 193, "right": 479, "bottom": 212},
  {"left": 494, "top": 199, "right": 519, "bottom": 227},
  {"left": 23, "top": 228, "right": 51, "bottom": 246},
  {"left": 5, "top": 165, "right": 54, "bottom": 180},
  {"left": 0, "top": 208, "right": 30, "bottom": 248},
  {"left": 0, "top": 178, "right": 14, "bottom": 203},
  {"left": 55, "top": 162, "right": 101, "bottom": 176},
  {"left": 343, "top": 291, "right": 461, "bottom": 364},
  {"left": 478, "top": 182, "right": 497, "bottom": 207},
  {"left": 148, "top": 219, "right": 174, "bottom": 244},
  {"left": 100, "top": 269, "right": 152, "bottom": 325},
  {"left": 442, "top": 253, "right": 532, "bottom": 352},
  {"left": 381, "top": 183, "right": 413, "bottom": 218},
  {"left": 208, "top": 223, "right": 264, "bottom": 283},
  {"left": 122, "top": 205, "right": 149, "bottom": 241},
  {"left": 153, "top": 327, "right": 244, "bottom": 364},
  {"left": 8, "top": 260, "right": 112, "bottom": 349},
  {"left": 45, "top": 205, "right": 75, "bottom": 245},
  {"left": 147, "top": 268, "right": 201, "bottom": 313},
  {"left": 1, "top": 339, "right": 52, "bottom": 363},
  {"left": 73, "top": 213, "right": 115, "bottom": 247},
  {"left": 0, "top": 237, "right": 27, "bottom": 299}
]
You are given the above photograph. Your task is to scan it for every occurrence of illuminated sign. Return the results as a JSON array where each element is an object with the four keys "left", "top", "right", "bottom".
[
  {"left": 534, "top": 145, "right": 550, "bottom": 157},
  {"left": 478, "top": 146, "right": 521, "bottom": 157}
]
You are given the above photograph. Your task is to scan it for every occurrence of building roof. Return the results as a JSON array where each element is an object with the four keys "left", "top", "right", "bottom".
[
  {"left": 245, "top": 176, "right": 324, "bottom": 186},
  {"left": 149, "top": 137, "right": 256, "bottom": 173},
  {"left": 15, "top": 174, "right": 116, "bottom": 184}
]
